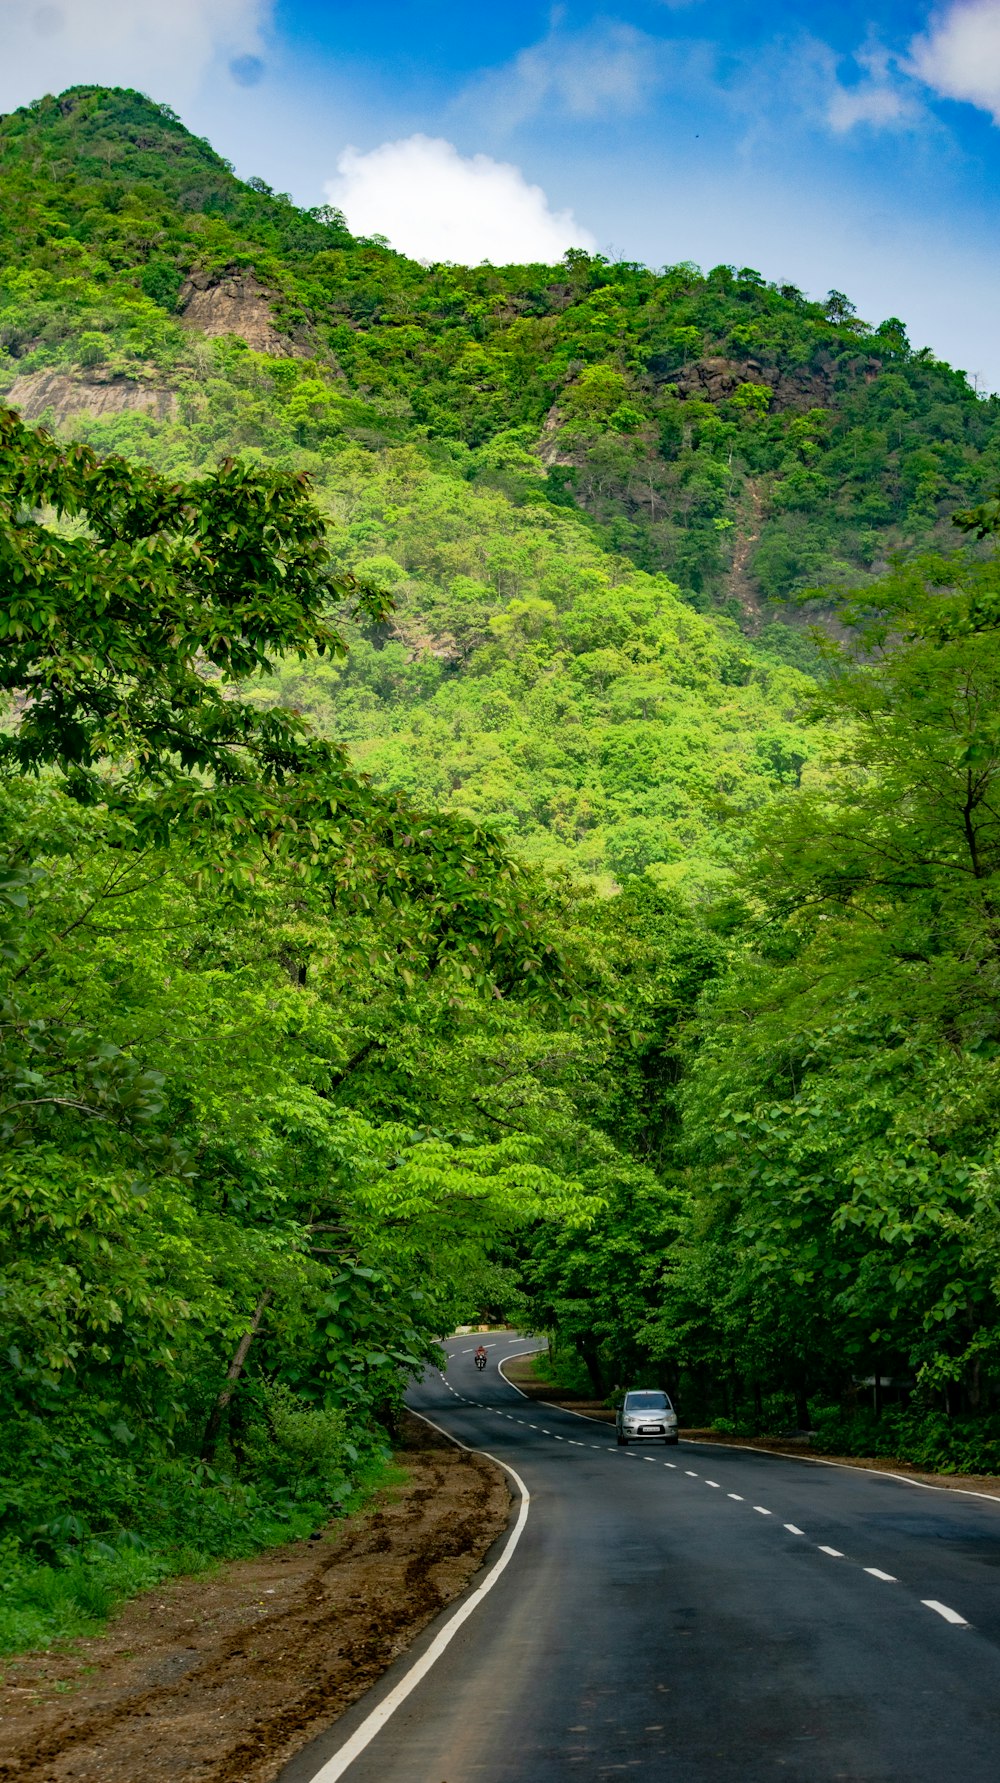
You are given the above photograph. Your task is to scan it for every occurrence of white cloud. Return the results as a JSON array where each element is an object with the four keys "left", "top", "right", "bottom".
[
  {"left": 910, "top": 1, "right": 1000, "bottom": 122},
  {"left": 460, "top": 22, "right": 669, "bottom": 133},
  {"left": 827, "top": 83, "right": 913, "bottom": 130},
  {"left": 688, "top": 31, "right": 925, "bottom": 145},
  {"left": 825, "top": 46, "right": 924, "bottom": 133},
  {"left": 0, "top": 0, "right": 270, "bottom": 111},
  {"left": 326, "top": 136, "right": 596, "bottom": 266}
]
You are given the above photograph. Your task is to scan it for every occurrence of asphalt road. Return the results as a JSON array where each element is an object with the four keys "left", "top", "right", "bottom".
[{"left": 287, "top": 1334, "right": 1000, "bottom": 1782}]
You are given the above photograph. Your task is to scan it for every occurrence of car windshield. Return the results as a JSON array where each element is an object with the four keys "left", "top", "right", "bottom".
[{"left": 625, "top": 1391, "right": 670, "bottom": 1410}]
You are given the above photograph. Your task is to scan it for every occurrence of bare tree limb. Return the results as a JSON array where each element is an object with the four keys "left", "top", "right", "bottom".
[{"left": 200, "top": 1291, "right": 273, "bottom": 1462}]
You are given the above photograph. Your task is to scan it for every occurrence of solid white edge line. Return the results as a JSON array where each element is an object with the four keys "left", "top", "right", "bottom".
[
  {"left": 453, "top": 1344, "right": 981, "bottom": 1639},
  {"left": 540, "top": 1400, "right": 612, "bottom": 1425},
  {"left": 922, "top": 1599, "right": 969, "bottom": 1626},
  {"left": 496, "top": 1351, "right": 682, "bottom": 1443},
  {"left": 496, "top": 1349, "right": 546, "bottom": 1399},
  {"left": 304, "top": 1410, "right": 530, "bottom": 1782},
  {"left": 487, "top": 1359, "right": 1000, "bottom": 1511},
  {"left": 680, "top": 1437, "right": 1000, "bottom": 1507}
]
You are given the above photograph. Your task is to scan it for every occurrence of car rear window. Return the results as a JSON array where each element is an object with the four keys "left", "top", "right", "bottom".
[{"left": 625, "top": 1391, "right": 670, "bottom": 1410}]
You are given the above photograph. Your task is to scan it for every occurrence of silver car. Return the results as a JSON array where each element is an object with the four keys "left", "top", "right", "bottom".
[{"left": 616, "top": 1389, "right": 678, "bottom": 1446}]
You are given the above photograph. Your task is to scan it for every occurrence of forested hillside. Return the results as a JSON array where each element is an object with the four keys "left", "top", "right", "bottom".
[
  {"left": 4, "top": 83, "right": 1000, "bottom": 1651},
  {"left": 4, "top": 84, "right": 1000, "bottom": 625}
]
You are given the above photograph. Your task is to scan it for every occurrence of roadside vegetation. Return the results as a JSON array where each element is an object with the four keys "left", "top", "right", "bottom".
[{"left": 5, "top": 83, "right": 1000, "bottom": 1656}]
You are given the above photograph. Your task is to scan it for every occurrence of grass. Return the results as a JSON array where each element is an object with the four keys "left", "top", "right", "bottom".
[
  {"left": 0, "top": 1445, "right": 405, "bottom": 1663},
  {"left": 522, "top": 1346, "right": 598, "bottom": 1398},
  {"left": 0, "top": 1548, "right": 168, "bottom": 1658}
]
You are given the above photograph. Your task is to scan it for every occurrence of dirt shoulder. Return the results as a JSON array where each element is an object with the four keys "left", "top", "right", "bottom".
[
  {"left": 0, "top": 1413, "right": 510, "bottom": 1783},
  {"left": 503, "top": 1356, "right": 1000, "bottom": 1500},
  {"left": 501, "top": 1353, "right": 615, "bottom": 1422}
]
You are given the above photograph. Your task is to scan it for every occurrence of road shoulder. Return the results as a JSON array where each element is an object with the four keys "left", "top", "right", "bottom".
[
  {"left": 501, "top": 1354, "right": 1000, "bottom": 1500},
  {"left": 683, "top": 1429, "right": 1000, "bottom": 1499},
  {"left": 0, "top": 1414, "right": 510, "bottom": 1783}
]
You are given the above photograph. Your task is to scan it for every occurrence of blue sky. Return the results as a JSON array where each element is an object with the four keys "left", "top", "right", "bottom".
[{"left": 4, "top": 1, "right": 1000, "bottom": 386}]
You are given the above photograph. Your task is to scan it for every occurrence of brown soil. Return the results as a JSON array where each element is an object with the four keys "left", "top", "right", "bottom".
[
  {"left": 726, "top": 476, "right": 767, "bottom": 627},
  {"left": 0, "top": 1414, "right": 510, "bottom": 1783},
  {"left": 501, "top": 1353, "right": 615, "bottom": 1422}
]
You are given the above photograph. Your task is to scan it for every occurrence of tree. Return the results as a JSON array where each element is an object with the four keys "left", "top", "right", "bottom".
[
  {"left": 0, "top": 410, "right": 602, "bottom": 1581},
  {"left": 680, "top": 511, "right": 1000, "bottom": 1430}
]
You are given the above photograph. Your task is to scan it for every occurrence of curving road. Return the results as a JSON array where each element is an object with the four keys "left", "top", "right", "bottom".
[{"left": 284, "top": 1334, "right": 1000, "bottom": 1782}]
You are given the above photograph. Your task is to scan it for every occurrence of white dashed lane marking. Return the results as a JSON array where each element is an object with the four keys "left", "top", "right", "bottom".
[
  {"left": 442, "top": 1349, "right": 973, "bottom": 1629},
  {"left": 923, "top": 1600, "right": 969, "bottom": 1626}
]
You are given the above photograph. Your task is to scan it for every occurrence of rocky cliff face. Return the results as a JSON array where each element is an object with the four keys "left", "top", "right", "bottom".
[
  {"left": 665, "top": 355, "right": 832, "bottom": 412},
  {"left": 3, "top": 370, "right": 176, "bottom": 425},
  {"left": 177, "top": 270, "right": 303, "bottom": 358}
]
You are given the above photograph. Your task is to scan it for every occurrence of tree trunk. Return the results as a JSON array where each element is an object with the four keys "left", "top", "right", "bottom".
[
  {"left": 201, "top": 1292, "right": 273, "bottom": 1462},
  {"left": 873, "top": 1353, "right": 883, "bottom": 1421},
  {"left": 575, "top": 1336, "right": 604, "bottom": 1398},
  {"left": 944, "top": 1379, "right": 957, "bottom": 1420}
]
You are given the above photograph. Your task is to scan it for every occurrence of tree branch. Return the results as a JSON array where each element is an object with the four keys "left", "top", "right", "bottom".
[{"left": 200, "top": 1291, "right": 273, "bottom": 1462}]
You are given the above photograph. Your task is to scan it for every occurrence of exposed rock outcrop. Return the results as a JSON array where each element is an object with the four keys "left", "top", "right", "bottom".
[
  {"left": 177, "top": 269, "right": 304, "bottom": 357},
  {"left": 3, "top": 370, "right": 176, "bottom": 425},
  {"left": 663, "top": 355, "right": 833, "bottom": 412},
  {"left": 537, "top": 405, "right": 575, "bottom": 468}
]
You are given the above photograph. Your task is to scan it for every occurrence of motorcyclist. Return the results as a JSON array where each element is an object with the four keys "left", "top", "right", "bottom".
[{"left": 474, "top": 1344, "right": 488, "bottom": 1370}]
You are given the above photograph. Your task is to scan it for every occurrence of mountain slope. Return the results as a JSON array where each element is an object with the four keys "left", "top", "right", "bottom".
[
  {"left": 6, "top": 82, "right": 1000, "bottom": 1591},
  {"left": 1, "top": 85, "right": 992, "bottom": 879},
  {"left": 3, "top": 87, "right": 998, "bottom": 620}
]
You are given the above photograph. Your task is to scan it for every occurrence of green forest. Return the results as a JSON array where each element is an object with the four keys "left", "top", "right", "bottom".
[{"left": 4, "top": 83, "right": 1000, "bottom": 1650}]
